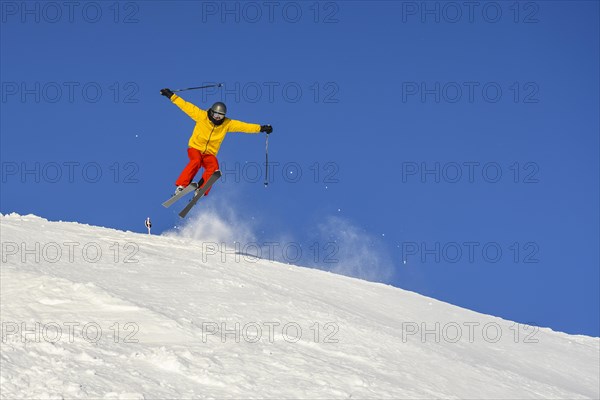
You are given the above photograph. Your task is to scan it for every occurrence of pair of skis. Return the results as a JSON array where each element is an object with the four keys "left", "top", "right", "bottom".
[{"left": 162, "top": 170, "right": 222, "bottom": 218}]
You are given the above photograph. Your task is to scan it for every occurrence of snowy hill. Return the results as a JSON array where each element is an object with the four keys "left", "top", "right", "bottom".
[{"left": 1, "top": 213, "right": 598, "bottom": 399}]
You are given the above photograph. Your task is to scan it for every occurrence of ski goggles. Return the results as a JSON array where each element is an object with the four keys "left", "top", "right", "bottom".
[{"left": 212, "top": 111, "right": 225, "bottom": 120}]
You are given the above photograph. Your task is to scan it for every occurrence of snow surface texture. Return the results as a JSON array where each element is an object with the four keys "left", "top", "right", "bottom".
[{"left": 1, "top": 213, "right": 598, "bottom": 399}]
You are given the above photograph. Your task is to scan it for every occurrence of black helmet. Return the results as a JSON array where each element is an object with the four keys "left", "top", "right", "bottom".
[
  {"left": 210, "top": 102, "right": 227, "bottom": 115},
  {"left": 208, "top": 102, "right": 227, "bottom": 125}
]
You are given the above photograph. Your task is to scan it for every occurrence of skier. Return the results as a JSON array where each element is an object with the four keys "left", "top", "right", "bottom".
[{"left": 160, "top": 88, "right": 273, "bottom": 196}]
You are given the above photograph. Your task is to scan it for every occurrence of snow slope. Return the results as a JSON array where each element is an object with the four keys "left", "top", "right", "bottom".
[{"left": 1, "top": 213, "right": 598, "bottom": 399}]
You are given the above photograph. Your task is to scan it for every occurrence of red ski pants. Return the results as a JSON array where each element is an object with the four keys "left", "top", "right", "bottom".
[{"left": 175, "top": 148, "right": 219, "bottom": 196}]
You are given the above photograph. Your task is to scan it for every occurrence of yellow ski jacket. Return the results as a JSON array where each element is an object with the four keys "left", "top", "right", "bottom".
[{"left": 171, "top": 94, "right": 261, "bottom": 156}]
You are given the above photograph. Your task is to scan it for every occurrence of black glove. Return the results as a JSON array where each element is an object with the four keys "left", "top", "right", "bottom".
[
  {"left": 160, "top": 88, "right": 174, "bottom": 99},
  {"left": 260, "top": 125, "right": 273, "bottom": 134}
]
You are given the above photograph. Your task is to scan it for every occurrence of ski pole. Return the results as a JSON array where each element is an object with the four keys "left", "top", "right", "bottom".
[
  {"left": 171, "top": 83, "right": 223, "bottom": 93},
  {"left": 264, "top": 133, "right": 270, "bottom": 187}
]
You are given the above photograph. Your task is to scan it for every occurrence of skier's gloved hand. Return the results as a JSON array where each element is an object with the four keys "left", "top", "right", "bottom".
[
  {"left": 260, "top": 125, "right": 273, "bottom": 134},
  {"left": 160, "top": 88, "right": 174, "bottom": 99}
]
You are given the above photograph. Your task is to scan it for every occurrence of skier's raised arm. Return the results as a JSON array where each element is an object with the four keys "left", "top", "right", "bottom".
[
  {"left": 160, "top": 88, "right": 204, "bottom": 121},
  {"left": 208, "top": 102, "right": 273, "bottom": 135},
  {"left": 227, "top": 119, "right": 273, "bottom": 135}
]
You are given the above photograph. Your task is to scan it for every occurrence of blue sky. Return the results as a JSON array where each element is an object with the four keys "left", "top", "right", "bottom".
[{"left": 1, "top": 1, "right": 598, "bottom": 337}]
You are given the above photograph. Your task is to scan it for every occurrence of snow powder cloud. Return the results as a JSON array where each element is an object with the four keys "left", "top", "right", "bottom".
[{"left": 314, "top": 216, "right": 395, "bottom": 283}]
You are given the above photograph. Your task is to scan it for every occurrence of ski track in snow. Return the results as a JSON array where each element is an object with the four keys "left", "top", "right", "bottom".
[{"left": 0, "top": 213, "right": 598, "bottom": 399}]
